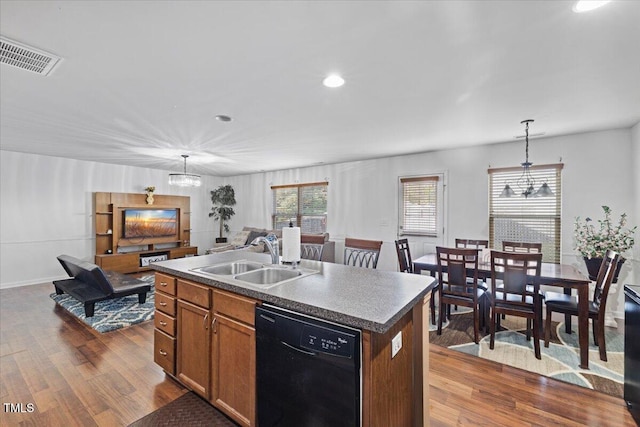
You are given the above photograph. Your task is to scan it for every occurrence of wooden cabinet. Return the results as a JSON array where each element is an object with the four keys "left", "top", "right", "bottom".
[
  {"left": 93, "top": 192, "right": 197, "bottom": 274},
  {"left": 176, "top": 279, "right": 212, "bottom": 399},
  {"left": 211, "top": 290, "right": 257, "bottom": 427},
  {"left": 153, "top": 273, "right": 177, "bottom": 375}
]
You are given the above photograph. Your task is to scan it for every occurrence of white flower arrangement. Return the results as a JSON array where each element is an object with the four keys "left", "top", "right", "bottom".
[{"left": 574, "top": 205, "right": 636, "bottom": 259}]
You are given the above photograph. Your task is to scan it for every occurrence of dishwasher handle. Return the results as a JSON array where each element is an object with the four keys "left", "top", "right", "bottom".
[{"left": 280, "top": 340, "right": 317, "bottom": 357}]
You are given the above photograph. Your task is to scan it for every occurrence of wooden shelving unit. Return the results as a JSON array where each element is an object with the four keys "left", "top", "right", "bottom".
[{"left": 93, "top": 192, "right": 197, "bottom": 274}]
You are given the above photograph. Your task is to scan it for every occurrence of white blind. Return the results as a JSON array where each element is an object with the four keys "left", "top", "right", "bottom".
[
  {"left": 272, "top": 182, "right": 328, "bottom": 233},
  {"left": 488, "top": 164, "right": 563, "bottom": 263},
  {"left": 400, "top": 176, "right": 439, "bottom": 236}
]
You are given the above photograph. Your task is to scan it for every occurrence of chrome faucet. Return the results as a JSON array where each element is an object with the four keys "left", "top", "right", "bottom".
[{"left": 251, "top": 233, "right": 279, "bottom": 265}]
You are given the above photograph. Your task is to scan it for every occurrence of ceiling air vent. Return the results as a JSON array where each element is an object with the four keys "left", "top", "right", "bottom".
[{"left": 0, "top": 36, "right": 62, "bottom": 76}]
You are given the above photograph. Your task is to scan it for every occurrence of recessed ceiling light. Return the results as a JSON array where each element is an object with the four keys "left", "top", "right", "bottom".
[
  {"left": 215, "top": 115, "right": 232, "bottom": 122},
  {"left": 573, "top": 0, "right": 611, "bottom": 13},
  {"left": 323, "top": 74, "right": 345, "bottom": 88}
]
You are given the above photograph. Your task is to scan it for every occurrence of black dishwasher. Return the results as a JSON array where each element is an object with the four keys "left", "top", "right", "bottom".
[
  {"left": 255, "top": 304, "right": 361, "bottom": 427},
  {"left": 625, "top": 284, "right": 640, "bottom": 424}
]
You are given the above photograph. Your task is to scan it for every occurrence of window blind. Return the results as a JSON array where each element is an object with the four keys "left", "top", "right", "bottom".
[
  {"left": 399, "top": 176, "right": 439, "bottom": 236},
  {"left": 488, "top": 164, "right": 563, "bottom": 263},
  {"left": 272, "top": 182, "right": 328, "bottom": 233}
]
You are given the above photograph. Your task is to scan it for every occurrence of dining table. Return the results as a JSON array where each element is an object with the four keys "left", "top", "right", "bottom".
[{"left": 413, "top": 253, "right": 593, "bottom": 369}]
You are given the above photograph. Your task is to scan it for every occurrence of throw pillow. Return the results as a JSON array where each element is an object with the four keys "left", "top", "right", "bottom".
[
  {"left": 230, "top": 230, "right": 251, "bottom": 247},
  {"left": 245, "top": 230, "right": 268, "bottom": 246}
]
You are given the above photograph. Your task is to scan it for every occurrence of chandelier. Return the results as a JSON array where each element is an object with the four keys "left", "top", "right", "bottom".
[
  {"left": 169, "top": 155, "right": 202, "bottom": 187},
  {"left": 500, "top": 119, "right": 553, "bottom": 198}
]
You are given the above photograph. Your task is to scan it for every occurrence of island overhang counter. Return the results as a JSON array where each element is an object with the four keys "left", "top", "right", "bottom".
[{"left": 151, "top": 251, "right": 435, "bottom": 427}]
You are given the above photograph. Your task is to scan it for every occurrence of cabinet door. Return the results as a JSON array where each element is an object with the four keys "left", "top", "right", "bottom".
[
  {"left": 211, "top": 313, "right": 256, "bottom": 427},
  {"left": 177, "top": 300, "right": 211, "bottom": 399}
]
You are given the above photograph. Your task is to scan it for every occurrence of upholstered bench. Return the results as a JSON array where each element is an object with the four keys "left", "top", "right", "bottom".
[{"left": 53, "top": 254, "right": 151, "bottom": 317}]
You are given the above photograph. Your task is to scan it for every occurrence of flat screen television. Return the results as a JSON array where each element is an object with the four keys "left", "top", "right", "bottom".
[{"left": 123, "top": 209, "right": 178, "bottom": 239}]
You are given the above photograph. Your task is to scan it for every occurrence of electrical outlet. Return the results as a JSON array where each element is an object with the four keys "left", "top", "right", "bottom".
[{"left": 391, "top": 331, "right": 402, "bottom": 358}]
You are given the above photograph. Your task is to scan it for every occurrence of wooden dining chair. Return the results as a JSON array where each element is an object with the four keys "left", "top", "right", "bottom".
[
  {"left": 502, "top": 241, "right": 542, "bottom": 254},
  {"left": 300, "top": 234, "right": 325, "bottom": 261},
  {"left": 544, "top": 249, "right": 620, "bottom": 362},
  {"left": 489, "top": 250, "right": 543, "bottom": 359},
  {"left": 436, "top": 247, "right": 487, "bottom": 343},
  {"left": 395, "top": 239, "right": 439, "bottom": 325},
  {"left": 455, "top": 239, "right": 489, "bottom": 251},
  {"left": 344, "top": 238, "right": 383, "bottom": 269}
]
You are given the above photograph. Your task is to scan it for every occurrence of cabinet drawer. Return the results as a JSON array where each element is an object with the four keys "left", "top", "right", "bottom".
[
  {"left": 177, "top": 279, "right": 211, "bottom": 309},
  {"left": 213, "top": 289, "right": 258, "bottom": 326},
  {"left": 155, "top": 273, "right": 177, "bottom": 295},
  {"left": 155, "top": 292, "right": 176, "bottom": 316},
  {"left": 155, "top": 310, "right": 176, "bottom": 336},
  {"left": 154, "top": 329, "right": 176, "bottom": 375}
]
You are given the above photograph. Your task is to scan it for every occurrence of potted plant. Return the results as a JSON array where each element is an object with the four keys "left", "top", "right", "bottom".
[
  {"left": 145, "top": 186, "right": 155, "bottom": 205},
  {"left": 574, "top": 205, "right": 636, "bottom": 282},
  {"left": 209, "top": 185, "right": 236, "bottom": 243}
]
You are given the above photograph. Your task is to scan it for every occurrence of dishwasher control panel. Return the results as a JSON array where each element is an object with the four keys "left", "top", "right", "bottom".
[{"left": 300, "top": 324, "right": 356, "bottom": 358}]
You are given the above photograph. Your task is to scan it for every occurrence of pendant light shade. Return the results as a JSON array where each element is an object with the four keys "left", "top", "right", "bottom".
[{"left": 169, "top": 155, "right": 201, "bottom": 187}]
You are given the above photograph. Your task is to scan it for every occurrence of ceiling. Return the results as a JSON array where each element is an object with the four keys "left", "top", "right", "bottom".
[{"left": 1, "top": 1, "right": 639, "bottom": 177}]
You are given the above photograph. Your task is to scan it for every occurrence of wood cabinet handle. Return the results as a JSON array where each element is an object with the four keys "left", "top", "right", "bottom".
[
  {"left": 159, "top": 349, "right": 167, "bottom": 356},
  {"left": 160, "top": 282, "right": 167, "bottom": 287},
  {"left": 159, "top": 320, "right": 167, "bottom": 326},
  {"left": 159, "top": 301, "right": 167, "bottom": 306},
  {"left": 203, "top": 313, "right": 209, "bottom": 330},
  {"left": 212, "top": 317, "right": 217, "bottom": 333}
]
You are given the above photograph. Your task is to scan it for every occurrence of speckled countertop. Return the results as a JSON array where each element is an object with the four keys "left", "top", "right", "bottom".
[{"left": 152, "top": 251, "right": 435, "bottom": 333}]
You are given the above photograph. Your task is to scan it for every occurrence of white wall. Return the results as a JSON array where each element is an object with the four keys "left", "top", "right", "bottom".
[
  {"left": 1, "top": 126, "right": 637, "bottom": 320},
  {"left": 222, "top": 127, "right": 637, "bottom": 320},
  {"left": 0, "top": 151, "right": 222, "bottom": 288}
]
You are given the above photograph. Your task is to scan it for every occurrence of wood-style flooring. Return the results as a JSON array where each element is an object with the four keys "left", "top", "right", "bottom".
[{"left": 0, "top": 281, "right": 636, "bottom": 426}]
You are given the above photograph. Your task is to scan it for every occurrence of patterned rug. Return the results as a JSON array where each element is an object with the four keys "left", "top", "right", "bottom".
[
  {"left": 50, "top": 275, "right": 155, "bottom": 333},
  {"left": 429, "top": 306, "right": 624, "bottom": 398}
]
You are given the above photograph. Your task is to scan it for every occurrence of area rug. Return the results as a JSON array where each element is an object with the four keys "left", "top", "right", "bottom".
[
  {"left": 429, "top": 307, "right": 624, "bottom": 398},
  {"left": 50, "top": 275, "right": 155, "bottom": 333},
  {"left": 128, "top": 392, "right": 237, "bottom": 427}
]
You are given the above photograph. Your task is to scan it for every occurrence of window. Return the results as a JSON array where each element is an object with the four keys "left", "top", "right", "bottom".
[
  {"left": 272, "top": 182, "right": 328, "bottom": 233},
  {"left": 399, "top": 175, "right": 440, "bottom": 236},
  {"left": 488, "top": 164, "right": 563, "bottom": 263}
]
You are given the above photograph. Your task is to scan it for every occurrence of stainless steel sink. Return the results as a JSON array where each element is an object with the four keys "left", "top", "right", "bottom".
[
  {"left": 233, "top": 267, "right": 303, "bottom": 285},
  {"left": 191, "top": 260, "right": 317, "bottom": 289},
  {"left": 192, "top": 261, "right": 264, "bottom": 276}
]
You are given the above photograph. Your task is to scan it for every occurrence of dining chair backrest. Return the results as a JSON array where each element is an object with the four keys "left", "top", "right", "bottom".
[
  {"left": 300, "top": 234, "right": 325, "bottom": 261},
  {"left": 502, "top": 241, "right": 542, "bottom": 254},
  {"left": 455, "top": 239, "right": 489, "bottom": 251},
  {"left": 436, "top": 247, "right": 480, "bottom": 294},
  {"left": 301, "top": 243, "right": 324, "bottom": 261},
  {"left": 592, "top": 249, "right": 620, "bottom": 310},
  {"left": 395, "top": 239, "right": 413, "bottom": 273},
  {"left": 490, "top": 250, "right": 542, "bottom": 303},
  {"left": 344, "top": 238, "right": 383, "bottom": 269}
]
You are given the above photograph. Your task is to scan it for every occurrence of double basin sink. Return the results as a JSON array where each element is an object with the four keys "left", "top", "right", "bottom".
[{"left": 191, "top": 260, "right": 318, "bottom": 289}]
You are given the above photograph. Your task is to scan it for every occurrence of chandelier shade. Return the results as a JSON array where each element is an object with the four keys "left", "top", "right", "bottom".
[
  {"left": 169, "top": 155, "right": 202, "bottom": 187},
  {"left": 500, "top": 119, "right": 553, "bottom": 198}
]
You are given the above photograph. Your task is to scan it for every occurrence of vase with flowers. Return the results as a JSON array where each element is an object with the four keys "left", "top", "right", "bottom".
[
  {"left": 145, "top": 186, "right": 155, "bottom": 205},
  {"left": 574, "top": 205, "right": 636, "bottom": 282}
]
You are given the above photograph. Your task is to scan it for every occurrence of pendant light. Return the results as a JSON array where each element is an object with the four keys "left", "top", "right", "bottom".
[
  {"left": 500, "top": 119, "right": 553, "bottom": 198},
  {"left": 169, "top": 155, "right": 201, "bottom": 187}
]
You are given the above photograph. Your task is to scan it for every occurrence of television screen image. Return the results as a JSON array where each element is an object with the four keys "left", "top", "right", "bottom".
[{"left": 123, "top": 209, "right": 178, "bottom": 239}]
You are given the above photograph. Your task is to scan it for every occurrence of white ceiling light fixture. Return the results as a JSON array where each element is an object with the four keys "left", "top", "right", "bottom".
[
  {"left": 169, "top": 155, "right": 202, "bottom": 187},
  {"left": 323, "top": 74, "right": 345, "bottom": 88},
  {"left": 573, "top": 0, "right": 612, "bottom": 13}
]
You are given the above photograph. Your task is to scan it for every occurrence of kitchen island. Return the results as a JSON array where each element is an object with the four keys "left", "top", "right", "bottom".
[{"left": 151, "top": 251, "right": 435, "bottom": 427}]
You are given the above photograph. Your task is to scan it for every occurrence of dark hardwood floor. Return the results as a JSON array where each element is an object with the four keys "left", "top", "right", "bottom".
[{"left": 0, "top": 281, "right": 636, "bottom": 426}]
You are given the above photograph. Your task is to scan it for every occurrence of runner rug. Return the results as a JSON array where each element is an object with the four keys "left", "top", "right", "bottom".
[
  {"left": 429, "top": 307, "right": 624, "bottom": 398},
  {"left": 50, "top": 275, "right": 155, "bottom": 333}
]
